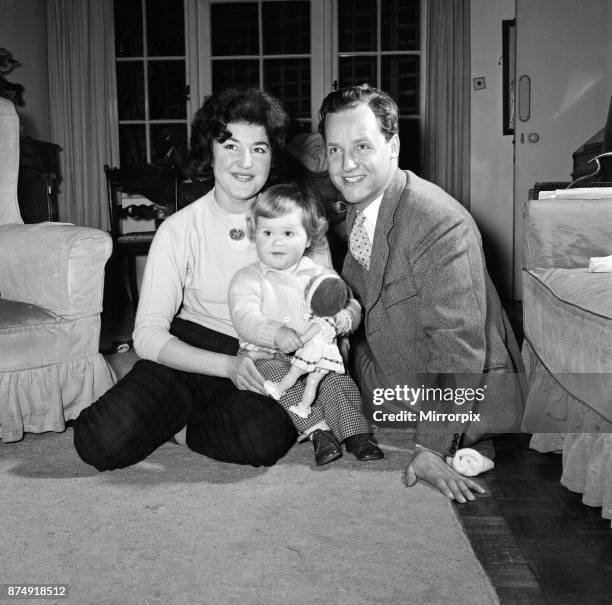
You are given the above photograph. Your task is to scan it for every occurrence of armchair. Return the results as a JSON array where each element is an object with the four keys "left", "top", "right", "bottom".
[
  {"left": 0, "top": 97, "right": 116, "bottom": 443},
  {"left": 521, "top": 193, "right": 612, "bottom": 523}
]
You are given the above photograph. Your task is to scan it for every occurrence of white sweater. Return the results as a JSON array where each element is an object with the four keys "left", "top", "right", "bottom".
[{"left": 133, "top": 189, "right": 334, "bottom": 362}]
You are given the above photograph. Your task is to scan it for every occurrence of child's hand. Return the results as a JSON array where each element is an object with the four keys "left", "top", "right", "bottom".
[{"left": 274, "top": 326, "right": 303, "bottom": 353}]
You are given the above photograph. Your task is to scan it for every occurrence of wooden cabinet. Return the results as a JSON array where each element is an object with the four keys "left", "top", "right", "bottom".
[{"left": 18, "top": 137, "right": 62, "bottom": 223}]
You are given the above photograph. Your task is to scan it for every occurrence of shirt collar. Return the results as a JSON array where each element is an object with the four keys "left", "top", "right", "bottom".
[{"left": 360, "top": 193, "right": 383, "bottom": 242}]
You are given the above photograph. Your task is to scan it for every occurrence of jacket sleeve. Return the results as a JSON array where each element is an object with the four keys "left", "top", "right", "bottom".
[{"left": 411, "top": 212, "right": 488, "bottom": 456}]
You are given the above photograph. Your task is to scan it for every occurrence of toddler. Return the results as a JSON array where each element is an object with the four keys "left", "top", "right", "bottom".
[{"left": 229, "top": 183, "right": 383, "bottom": 466}]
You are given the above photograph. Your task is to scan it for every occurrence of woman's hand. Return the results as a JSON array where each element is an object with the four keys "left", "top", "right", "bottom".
[
  {"left": 227, "top": 350, "right": 274, "bottom": 395},
  {"left": 404, "top": 448, "right": 486, "bottom": 503},
  {"left": 274, "top": 326, "right": 303, "bottom": 353}
]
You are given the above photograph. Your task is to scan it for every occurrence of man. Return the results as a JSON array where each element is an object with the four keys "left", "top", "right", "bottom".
[{"left": 318, "top": 84, "right": 525, "bottom": 502}]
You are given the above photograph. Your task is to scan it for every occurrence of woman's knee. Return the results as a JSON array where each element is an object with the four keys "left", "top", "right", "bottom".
[
  {"left": 73, "top": 360, "right": 193, "bottom": 471},
  {"left": 187, "top": 394, "right": 297, "bottom": 467}
]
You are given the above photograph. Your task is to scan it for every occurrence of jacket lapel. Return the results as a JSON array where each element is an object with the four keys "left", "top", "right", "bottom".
[{"left": 364, "top": 169, "right": 407, "bottom": 312}]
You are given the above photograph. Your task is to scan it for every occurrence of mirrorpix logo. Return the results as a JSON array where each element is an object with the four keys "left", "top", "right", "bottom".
[{"left": 371, "top": 384, "right": 486, "bottom": 424}]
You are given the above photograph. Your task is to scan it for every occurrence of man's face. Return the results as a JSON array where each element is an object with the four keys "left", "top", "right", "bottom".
[{"left": 324, "top": 103, "right": 399, "bottom": 209}]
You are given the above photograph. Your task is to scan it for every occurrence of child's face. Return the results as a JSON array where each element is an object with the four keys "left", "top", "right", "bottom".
[{"left": 254, "top": 209, "right": 310, "bottom": 270}]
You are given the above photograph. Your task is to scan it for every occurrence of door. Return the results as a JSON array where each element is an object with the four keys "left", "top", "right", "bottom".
[{"left": 513, "top": 0, "right": 611, "bottom": 299}]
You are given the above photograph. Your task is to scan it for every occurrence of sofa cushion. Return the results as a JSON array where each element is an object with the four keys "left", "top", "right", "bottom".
[
  {"left": 523, "top": 198, "right": 612, "bottom": 270},
  {"left": 523, "top": 267, "right": 612, "bottom": 419},
  {"left": 0, "top": 298, "right": 59, "bottom": 328}
]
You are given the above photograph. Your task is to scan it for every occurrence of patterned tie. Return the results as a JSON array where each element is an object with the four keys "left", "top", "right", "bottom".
[{"left": 349, "top": 212, "right": 371, "bottom": 270}]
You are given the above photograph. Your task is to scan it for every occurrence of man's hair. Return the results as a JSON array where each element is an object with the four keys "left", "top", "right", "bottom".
[
  {"left": 318, "top": 84, "right": 399, "bottom": 142},
  {"left": 247, "top": 183, "right": 328, "bottom": 252},
  {"left": 186, "top": 87, "right": 289, "bottom": 183}
]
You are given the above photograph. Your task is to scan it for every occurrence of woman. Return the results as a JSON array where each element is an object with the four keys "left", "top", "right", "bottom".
[{"left": 74, "top": 88, "right": 309, "bottom": 470}]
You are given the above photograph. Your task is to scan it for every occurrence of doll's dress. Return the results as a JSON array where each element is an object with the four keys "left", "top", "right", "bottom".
[{"left": 292, "top": 316, "right": 344, "bottom": 374}]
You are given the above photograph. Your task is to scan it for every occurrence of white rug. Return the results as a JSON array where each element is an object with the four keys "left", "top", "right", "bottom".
[{"left": 1, "top": 429, "right": 499, "bottom": 605}]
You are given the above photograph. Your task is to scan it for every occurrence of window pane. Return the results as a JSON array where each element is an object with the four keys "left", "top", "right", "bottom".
[
  {"left": 262, "top": 1, "right": 310, "bottom": 55},
  {"left": 119, "top": 124, "right": 147, "bottom": 165},
  {"left": 114, "top": 0, "right": 143, "bottom": 57},
  {"left": 338, "top": 56, "right": 376, "bottom": 89},
  {"left": 263, "top": 59, "right": 310, "bottom": 119},
  {"left": 212, "top": 60, "right": 259, "bottom": 93},
  {"left": 381, "top": 55, "right": 419, "bottom": 115},
  {"left": 338, "top": 0, "right": 376, "bottom": 52},
  {"left": 399, "top": 118, "right": 420, "bottom": 173},
  {"left": 150, "top": 123, "right": 187, "bottom": 165},
  {"left": 381, "top": 0, "right": 420, "bottom": 51},
  {"left": 147, "top": 0, "right": 185, "bottom": 56},
  {"left": 117, "top": 62, "right": 145, "bottom": 120},
  {"left": 210, "top": 3, "right": 259, "bottom": 56},
  {"left": 148, "top": 60, "right": 186, "bottom": 119}
]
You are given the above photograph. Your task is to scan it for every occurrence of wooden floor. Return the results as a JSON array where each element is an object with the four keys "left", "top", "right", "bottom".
[
  {"left": 456, "top": 433, "right": 612, "bottom": 604},
  {"left": 101, "top": 286, "right": 612, "bottom": 604}
]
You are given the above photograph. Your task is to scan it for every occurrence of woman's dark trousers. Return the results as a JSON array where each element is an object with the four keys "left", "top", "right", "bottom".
[{"left": 73, "top": 318, "right": 298, "bottom": 471}]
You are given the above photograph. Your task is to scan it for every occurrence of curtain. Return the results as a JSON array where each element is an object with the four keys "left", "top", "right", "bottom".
[
  {"left": 47, "top": 0, "right": 119, "bottom": 229},
  {"left": 422, "top": 0, "right": 471, "bottom": 207}
]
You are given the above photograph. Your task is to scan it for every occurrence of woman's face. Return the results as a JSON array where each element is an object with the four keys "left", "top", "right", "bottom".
[{"left": 212, "top": 121, "right": 272, "bottom": 213}]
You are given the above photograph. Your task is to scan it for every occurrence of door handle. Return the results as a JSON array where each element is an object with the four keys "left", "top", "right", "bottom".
[{"left": 518, "top": 75, "right": 531, "bottom": 122}]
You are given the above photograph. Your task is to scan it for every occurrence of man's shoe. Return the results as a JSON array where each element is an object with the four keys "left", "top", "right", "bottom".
[
  {"left": 344, "top": 433, "right": 384, "bottom": 461},
  {"left": 311, "top": 429, "right": 342, "bottom": 466}
]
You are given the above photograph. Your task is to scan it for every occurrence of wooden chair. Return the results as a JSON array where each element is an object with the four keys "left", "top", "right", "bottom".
[{"left": 104, "top": 164, "right": 179, "bottom": 310}]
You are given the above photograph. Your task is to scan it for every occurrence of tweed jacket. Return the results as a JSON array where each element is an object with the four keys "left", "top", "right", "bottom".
[{"left": 343, "top": 169, "right": 525, "bottom": 455}]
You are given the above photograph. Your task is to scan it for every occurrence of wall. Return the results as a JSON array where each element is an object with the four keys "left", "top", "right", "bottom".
[
  {"left": 469, "top": 0, "right": 516, "bottom": 301},
  {"left": 0, "top": 0, "right": 51, "bottom": 140},
  {"left": 512, "top": 0, "right": 612, "bottom": 299}
]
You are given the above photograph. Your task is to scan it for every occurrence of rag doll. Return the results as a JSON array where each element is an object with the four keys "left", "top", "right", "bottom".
[{"left": 264, "top": 273, "right": 349, "bottom": 418}]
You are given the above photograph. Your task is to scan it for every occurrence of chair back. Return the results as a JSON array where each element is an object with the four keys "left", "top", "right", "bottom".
[{"left": 104, "top": 164, "right": 179, "bottom": 239}]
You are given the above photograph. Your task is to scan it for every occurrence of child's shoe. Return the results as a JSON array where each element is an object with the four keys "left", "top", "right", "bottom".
[
  {"left": 344, "top": 433, "right": 384, "bottom": 461},
  {"left": 311, "top": 429, "right": 342, "bottom": 466}
]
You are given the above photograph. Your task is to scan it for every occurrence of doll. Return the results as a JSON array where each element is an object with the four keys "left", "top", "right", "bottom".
[{"left": 264, "top": 273, "right": 349, "bottom": 418}]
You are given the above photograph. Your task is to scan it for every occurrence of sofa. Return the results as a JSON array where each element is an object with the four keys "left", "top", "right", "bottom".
[
  {"left": 521, "top": 193, "right": 612, "bottom": 523},
  {"left": 0, "top": 97, "right": 116, "bottom": 443}
]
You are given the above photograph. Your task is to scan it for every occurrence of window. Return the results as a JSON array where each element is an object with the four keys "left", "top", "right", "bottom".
[
  {"left": 336, "top": 0, "right": 422, "bottom": 171},
  {"left": 199, "top": 0, "right": 317, "bottom": 135},
  {"left": 197, "top": 0, "right": 423, "bottom": 171},
  {"left": 114, "top": 0, "right": 188, "bottom": 166},
  {"left": 113, "top": 0, "right": 424, "bottom": 171}
]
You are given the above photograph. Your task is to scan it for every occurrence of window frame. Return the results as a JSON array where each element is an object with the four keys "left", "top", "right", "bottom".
[
  {"left": 189, "top": 0, "right": 424, "bottom": 140},
  {"left": 115, "top": 0, "right": 190, "bottom": 165}
]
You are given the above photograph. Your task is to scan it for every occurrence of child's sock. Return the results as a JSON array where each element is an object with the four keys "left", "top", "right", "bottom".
[
  {"left": 288, "top": 402, "right": 312, "bottom": 418},
  {"left": 263, "top": 380, "right": 284, "bottom": 400}
]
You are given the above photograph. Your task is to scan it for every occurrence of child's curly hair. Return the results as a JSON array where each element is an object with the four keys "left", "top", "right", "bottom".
[
  {"left": 186, "top": 88, "right": 289, "bottom": 184},
  {"left": 247, "top": 183, "right": 329, "bottom": 253}
]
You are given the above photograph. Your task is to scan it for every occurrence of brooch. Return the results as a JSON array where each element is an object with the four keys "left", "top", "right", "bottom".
[{"left": 229, "top": 228, "right": 246, "bottom": 241}]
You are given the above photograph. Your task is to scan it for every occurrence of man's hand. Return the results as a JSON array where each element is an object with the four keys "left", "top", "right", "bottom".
[
  {"left": 338, "top": 336, "right": 350, "bottom": 366},
  {"left": 227, "top": 350, "right": 273, "bottom": 395},
  {"left": 404, "top": 449, "right": 486, "bottom": 503},
  {"left": 274, "top": 326, "right": 303, "bottom": 353}
]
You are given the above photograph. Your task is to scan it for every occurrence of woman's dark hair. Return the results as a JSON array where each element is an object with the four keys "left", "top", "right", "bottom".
[
  {"left": 186, "top": 88, "right": 289, "bottom": 184},
  {"left": 318, "top": 83, "right": 399, "bottom": 142}
]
